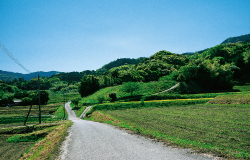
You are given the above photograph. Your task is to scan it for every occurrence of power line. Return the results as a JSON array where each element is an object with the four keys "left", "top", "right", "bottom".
[{"left": 0, "top": 41, "right": 30, "bottom": 73}]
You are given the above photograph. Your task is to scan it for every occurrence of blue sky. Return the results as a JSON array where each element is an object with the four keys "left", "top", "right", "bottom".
[{"left": 1, "top": 0, "right": 250, "bottom": 74}]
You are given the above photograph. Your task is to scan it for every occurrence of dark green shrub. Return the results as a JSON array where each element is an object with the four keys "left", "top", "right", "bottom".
[{"left": 109, "top": 93, "right": 117, "bottom": 102}]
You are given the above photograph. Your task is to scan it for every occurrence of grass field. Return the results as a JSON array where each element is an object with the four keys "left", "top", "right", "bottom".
[
  {"left": 79, "top": 81, "right": 177, "bottom": 104},
  {"left": 88, "top": 104, "right": 250, "bottom": 159}
]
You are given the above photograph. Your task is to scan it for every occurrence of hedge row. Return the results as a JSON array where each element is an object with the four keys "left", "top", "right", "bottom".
[{"left": 86, "top": 98, "right": 210, "bottom": 116}]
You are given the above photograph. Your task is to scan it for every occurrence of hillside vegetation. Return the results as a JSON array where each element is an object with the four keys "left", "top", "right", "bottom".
[
  {"left": 78, "top": 40, "right": 250, "bottom": 99},
  {"left": 221, "top": 33, "right": 250, "bottom": 44}
]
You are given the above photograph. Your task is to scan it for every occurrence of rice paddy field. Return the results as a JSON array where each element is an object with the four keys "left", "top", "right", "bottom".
[
  {"left": 0, "top": 94, "right": 70, "bottom": 160},
  {"left": 0, "top": 103, "right": 65, "bottom": 127},
  {"left": 86, "top": 91, "right": 250, "bottom": 159},
  {"left": 92, "top": 103, "right": 250, "bottom": 159}
]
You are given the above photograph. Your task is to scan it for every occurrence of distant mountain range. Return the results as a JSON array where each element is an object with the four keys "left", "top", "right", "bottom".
[
  {"left": 0, "top": 70, "right": 61, "bottom": 81},
  {"left": 0, "top": 58, "right": 144, "bottom": 81}
]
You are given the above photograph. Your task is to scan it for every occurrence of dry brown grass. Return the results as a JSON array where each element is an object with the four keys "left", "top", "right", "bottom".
[
  {"left": 89, "top": 111, "right": 121, "bottom": 124},
  {"left": 208, "top": 94, "right": 250, "bottom": 104}
]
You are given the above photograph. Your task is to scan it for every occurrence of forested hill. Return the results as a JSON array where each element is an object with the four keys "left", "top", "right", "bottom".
[
  {"left": 0, "top": 72, "right": 19, "bottom": 82},
  {"left": 221, "top": 33, "right": 250, "bottom": 44},
  {"left": 0, "top": 70, "right": 61, "bottom": 81},
  {"left": 96, "top": 57, "right": 145, "bottom": 73},
  {"left": 78, "top": 41, "right": 250, "bottom": 97}
]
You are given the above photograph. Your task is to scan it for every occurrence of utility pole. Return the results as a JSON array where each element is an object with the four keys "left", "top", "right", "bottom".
[
  {"left": 64, "top": 91, "right": 65, "bottom": 120},
  {"left": 65, "top": 88, "right": 67, "bottom": 120},
  {"left": 38, "top": 74, "right": 41, "bottom": 124},
  {"left": 24, "top": 103, "right": 32, "bottom": 125}
]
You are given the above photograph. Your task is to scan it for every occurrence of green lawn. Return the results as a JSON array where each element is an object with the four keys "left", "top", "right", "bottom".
[
  {"left": 79, "top": 81, "right": 177, "bottom": 104},
  {"left": 98, "top": 104, "right": 250, "bottom": 159}
]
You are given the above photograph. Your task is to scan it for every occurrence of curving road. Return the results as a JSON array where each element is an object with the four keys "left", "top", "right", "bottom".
[{"left": 59, "top": 102, "right": 217, "bottom": 160}]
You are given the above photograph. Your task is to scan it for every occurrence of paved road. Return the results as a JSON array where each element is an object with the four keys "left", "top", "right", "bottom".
[{"left": 59, "top": 102, "right": 216, "bottom": 160}]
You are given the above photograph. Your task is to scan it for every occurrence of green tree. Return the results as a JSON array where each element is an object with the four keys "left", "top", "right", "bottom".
[
  {"left": 0, "top": 95, "right": 14, "bottom": 106},
  {"left": 79, "top": 75, "right": 99, "bottom": 97},
  {"left": 40, "top": 90, "right": 50, "bottom": 104},
  {"left": 0, "top": 87, "right": 4, "bottom": 99},
  {"left": 21, "top": 97, "right": 33, "bottom": 106},
  {"left": 71, "top": 97, "right": 81, "bottom": 107},
  {"left": 121, "top": 82, "right": 140, "bottom": 96}
]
